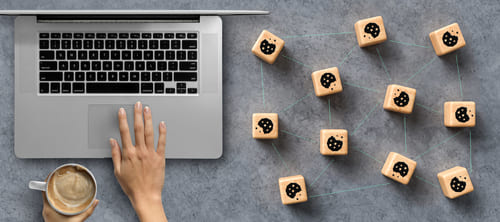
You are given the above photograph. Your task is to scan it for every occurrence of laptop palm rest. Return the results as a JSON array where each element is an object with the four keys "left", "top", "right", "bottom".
[{"left": 88, "top": 104, "right": 137, "bottom": 149}]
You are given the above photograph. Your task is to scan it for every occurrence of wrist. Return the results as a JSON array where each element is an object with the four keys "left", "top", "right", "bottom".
[{"left": 130, "top": 193, "right": 163, "bottom": 209}]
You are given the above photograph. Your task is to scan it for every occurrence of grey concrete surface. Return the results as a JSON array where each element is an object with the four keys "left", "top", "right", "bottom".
[{"left": 0, "top": 0, "right": 499, "bottom": 221}]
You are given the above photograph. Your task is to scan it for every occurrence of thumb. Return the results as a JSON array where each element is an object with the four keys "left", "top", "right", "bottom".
[{"left": 81, "top": 199, "right": 99, "bottom": 220}]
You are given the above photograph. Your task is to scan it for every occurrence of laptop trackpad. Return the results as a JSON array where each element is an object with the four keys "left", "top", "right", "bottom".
[{"left": 88, "top": 104, "right": 136, "bottom": 149}]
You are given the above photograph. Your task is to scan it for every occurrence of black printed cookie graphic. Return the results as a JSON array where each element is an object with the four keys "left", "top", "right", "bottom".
[
  {"left": 393, "top": 91, "right": 410, "bottom": 107},
  {"left": 450, "top": 177, "right": 466, "bottom": 192},
  {"left": 327, "top": 136, "right": 343, "bottom": 152},
  {"left": 455, "top": 107, "right": 470, "bottom": 123},
  {"left": 286, "top": 183, "right": 302, "bottom": 199},
  {"left": 392, "top": 162, "right": 409, "bottom": 177},
  {"left": 260, "top": 39, "right": 276, "bottom": 55},
  {"left": 320, "top": 73, "right": 337, "bottom": 89},
  {"left": 442, "top": 31, "right": 458, "bottom": 47},
  {"left": 364, "top": 23, "right": 380, "bottom": 38},
  {"left": 256, "top": 118, "right": 273, "bottom": 134}
]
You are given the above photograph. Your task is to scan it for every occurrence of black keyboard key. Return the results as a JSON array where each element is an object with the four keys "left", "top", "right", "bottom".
[
  {"left": 40, "top": 51, "right": 54, "bottom": 60},
  {"left": 72, "top": 40, "right": 82, "bottom": 49},
  {"left": 40, "top": 61, "right": 58, "bottom": 70},
  {"left": 40, "top": 83, "right": 49, "bottom": 93},
  {"left": 149, "top": 40, "right": 158, "bottom": 49},
  {"left": 163, "top": 72, "right": 172, "bottom": 81},
  {"left": 73, "top": 83, "right": 85, "bottom": 93},
  {"left": 119, "top": 33, "right": 129, "bottom": 38},
  {"left": 61, "top": 40, "right": 71, "bottom": 49},
  {"left": 177, "top": 51, "right": 186, "bottom": 60},
  {"left": 133, "top": 51, "right": 142, "bottom": 60},
  {"left": 174, "top": 72, "right": 197, "bottom": 81},
  {"left": 188, "top": 51, "right": 197, "bottom": 60},
  {"left": 187, "top": 33, "right": 197, "bottom": 39},
  {"left": 119, "top": 72, "right": 128, "bottom": 81},
  {"left": 153, "top": 33, "right": 163, "bottom": 38},
  {"left": 56, "top": 51, "right": 65, "bottom": 60},
  {"left": 40, "top": 40, "right": 49, "bottom": 49},
  {"left": 106, "top": 40, "right": 115, "bottom": 49},
  {"left": 136, "top": 61, "right": 145, "bottom": 70},
  {"left": 62, "top": 83, "right": 71, "bottom": 93},
  {"left": 155, "top": 83, "right": 164, "bottom": 93},
  {"left": 165, "top": 51, "right": 175, "bottom": 60},
  {"left": 127, "top": 40, "right": 137, "bottom": 49},
  {"left": 97, "top": 72, "right": 107, "bottom": 81},
  {"left": 125, "top": 61, "right": 134, "bottom": 70},
  {"left": 164, "top": 33, "right": 174, "bottom": 39},
  {"left": 138, "top": 40, "right": 147, "bottom": 49},
  {"left": 158, "top": 62, "right": 167, "bottom": 70},
  {"left": 86, "top": 72, "right": 96, "bottom": 81},
  {"left": 121, "top": 51, "right": 131, "bottom": 60},
  {"left": 130, "top": 72, "right": 139, "bottom": 81},
  {"left": 176, "top": 33, "right": 186, "bottom": 39},
  {"left": 108, "top": 33, "right": 118, "bottom": 39},
  {"left": 51, "top": 82, "right": 60, "bottom": 93},
  {"left": 141, "top": 72, "right": 150, "bottom": 81},
  {"left": 78, "top": 51, "right": 87, "bottom": 60},
  {"left": 131, "top": 33, "right": 140, "bottom": 38},
  {"left": 180, "top": 62, "right": 197, "bottom": 71},
  {"left": 146, "top": 62, "right": 155, "bottom": 70},
  {"left": 81, "top": 61, "right": 91, "bottom": 70},
  {"left": 87, "top": 83, "right": 140, "bottom": 93},
  {"left": 152, "top": 72, "right": 162, "bottom": 81},
  {"left": 64, "top": 72, "right": 74, "bottom": 81},
  {"left": 85, "top": 33, "right": 95, "bottom": 38},
  {"left": 177, "top": 88, "right": 186, "bottom": 94},
  {"left": 114, "top": 61, "right": 123, "bottom": 70},
  {"left": 168, "top": 61, "right": 178, "bottom": 71},
  {"left": 40, "top": 72, "right": 62, "bottom": 81},
  {"left": 74, "top": 33, "right": 84, "bottom": 38},
  {"left": 84, "top": 40, "right": 93, "bottom": 49},
  {"left": 188, "top": 88, "right": 197, "bottom": 94},
  {"left": 100, "top": 51, "right": 110, "bottom": 60},
  {"left": 92, "top": 61, "right": 101, "bottom": 70},
  {"left": 59, "top": 61, "right": 68, "bottom": 70},
  {"left": 70, "top": 61, "right": 79, "bottom": 70},
  {"left": 96, "top": 33, "right": 106, "bottom": 38},
  {"left": 103, "top": 61, "right": 112, "bottom": 70},
  {"left": 89, "top": 51, "right": 99, "bottom": 60},
  {"left": 144, "top": 50, "right": 154, "bottom": 59},
  {"left": 117, "top": 40, "right": 126, "bottom": 49},
  {"left": 39, "top": 33, "right": 49, "bottom": 38},
  {"left": 50, "top": 40, "right": 60, "bottom": 49},
  {"left": 141, "top": 83, "right": 153, "bottom": 93},
  {"left": 75, "top": 72, "right": 85, "bottom": 81},
  {"left": 165, "top": 88, "right": 175, "bottom": 94},
  {"left": 51, "top": 33, "right": 61, "bottom": 38},
  {"left": 142, "top": 33, "right": 152, "bottom": 39},
  {"left": 67, "top": 51, "right": 77, "bottom": 60},
  {"left": 95, "top": 40, "right": 104, "bottom": 49},
  {"left": 171, "top": 40, "right": 180, "bottom": 49},
  {"left": 177, "top": 83, "right": 186, "bottom": 88},
  {"left": 62, "top": 33, "right": 72, "bottom": 38},
  {"left": 108, "top": 72, "right": 118, "bottom": 81},
  {"left": 111, "top": 51, "right": 120, "bottom": 60},
  {"left": 182, "top": 40, "right": 197, "bottom": 49},
  {"left": 160, "top": 40, "right": 169, "bottom": 49}
]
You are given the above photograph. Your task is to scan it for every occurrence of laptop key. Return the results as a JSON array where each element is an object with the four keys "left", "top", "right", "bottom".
[
  {"left": 73, "top": 33, "right": 84, "bottom": 38},
  {"left": 64, "top": 72, "right": 74, "bottom": 81},
  {"left": 130, "top": 72, "right": 139, "bottom": 81},
  {"left": 62, "top": 83, "right": 71, "bottom": 93},
  {"left": 133, "top": 51, "right": 142, "bottom": 60},
  {"left": 81, "top": 61, "right": 91, "bottom": 70},
  {"left": 180, "top": 62, "right": 197, "bottom": 71},
  {"left": 176, "top": 33, "right": 186, "bottom": 39},
  {"left": 177, "top": 88, "right": 186, "bottom": 94},
  {"left": 40, "top": 72, "right": 62, "bottom": 81},
  {"left": 125, "top": 61, "right": 134, "bottom": 70},
  {"left": 119, "top": 33, "right": 129, "bottom": 38},
  {"left": 162, "top": 72, "right": 172, "bottom": 81},
  {"left": 105, "top": 40, "right": 115, "bottom": 49},
  {"left": 188, "top": 51, "right": 197, "bottom": 60},
  {"left": 158, "top": 61, "right": 167, "bottom": 70},
  {"left": 152, "top": 72, "right": 161, "bottom": 81},
  {"left": 40, "top": 83, "right": 49, "bottom": 93},
  {"left": 149, "top": 40, "right": 159, "bottom": 49},
  {"left": 84, "top": 40, "right": 93, "bottom": 49},
  {"left": 168, "top": 61, "right": 178, "bottom": 71},
  {"left": 188, "top": 88, "right": 197, "bottom": 94},
  {"left": 97, "top": 72, "right": 107, "bottom": 81},
  {"left": 171, "top": 40, "right": 180, "bottom": 49},
  {"left": 165, "top": 88, "right": 175, "bottom": 94},
  {"left": 141, "top": 72, "right": 150, "bottom": 81},
  {"left": 155, "top": 83, "right": 164, "bottom": 93},
  {"left": 59, "top": 61, "right": 69, "bottom": 70},
  {"left": 75, "top": 72, "right": 85, "bottom": 81},
  {"left": 51, "top": 82, "right": 60, "bottom": 93},
  {"left": 119, "top": 72, "right": 128, "bottom": 81},
  {"left": 39, "top": 33, "right": 49, "bottom": 38},
  {"left": 136, "top": 62, "right": 145, "bottom": 70},
  {"left": 39, "top": 40, "right": 49, "bottom": 49},
  {"left": 100, "top": 51, "right": 110, "bottom": 60},
  {"left": 62, "top": 33, "right": 72, "bottom": 38},
  {"left": 87, "top": 83, "right": 140, "bottom": 93},
  {"left": 122, "top": 51, "right": 131, "bottom": 60},
  {"left": 108, "top": 72, "right": 118, "bottom": 81},
  {"left": 131, "top": 33, "right": 140, "bottom": 38},
  {"left": 111, "top": 51, "right": 120, "bottom": 60},
  {"left": 138, "top": 40, "right": 148, "bottom": 49},
  {"left": 73, "top": 83, "right": 85, "bottom": 93},
  {"left": 176, "top": 51, "right": 186, "bottom": 60},
  {"left": 165, "top": 51, "right": 175, "bottom": 60},
  {"left": 174, "top": 72, "right": 197, "bottom": 81},
  {"left": 78, "top": 51, "right": 87, "bottom": 60},
  {"left": 50, "top": 40, "right": 60, "bottom": 49},
  {"left": 72, "top": 40, "right": 82, "bottom": 49},
  {"left": 187, "top": 33, "right": 197, "bottom": 38},
  {"left": 108, "top": 33, "right": 118, "bottom": 39},
  {"left": 117, "top": 40, "right": 126, "bottom": 49},
  {"left": 62, "top": 40, "right": 71, "bottom": 49},
  {"left": 164, "top": 33, "right": 174, "bottom": 39},
  {"left": 95, "top": 40, "right": 104, "bottom": 49},
  {"left": 51, "top": 33, "right": 61, "bottom": 38},
  {"left": 70, "top": 61, "right": 79, "bottom": 70},
  {"left": 86, "top": 72, "right": 96, "bottom": 81},
  {"left": 96, "top": 33, "right": 106, "bottom": 38},
  {"left": 182, "top": 40, "right": 197, "bottom": 49},
  {"left": 144, "top": 51, "right": 153, "bottom": 60},
  {"left": 103, "top": 61, "right": 112, "bottom": 70},
  {"left": 67, "top": 51, "right": 77, "bottom": 60},
  {"left": 40, "top": 61, "right": 58, "bottom": 70},
  {"left": 114, "top": 61, "right": 123, "bottom": 70},
  {"left": 146, "top": 62, "right": 155, "bottom": 70},
  {"left": 153, "top": 33, "right": 163, "bottom": 38},
  {"left": 92, "top": 61, "right": 101, "bottom": 70},
  {"left": 85, "top": 33, "right": 95, "bottom": 38},
  {"left": 177, "top": 83, "right": 186, "bottom": 88},
  {"left": 160, "top": 40, "right": 169, "bottom": 49},
  {"left": 142, "top": 33, "right": 152, "bottom": 39},
  {"left": 40, "top": 51, "right": 55, "bottom": 60},
  {"left": 127, "top": 40, "right": 137, "bottom": 49},
  {"left": 89, "top": 51, "right": 99, "bottom": 60},
  {"left": 141, "top": 83, "right": 153, "bottom": 93}
]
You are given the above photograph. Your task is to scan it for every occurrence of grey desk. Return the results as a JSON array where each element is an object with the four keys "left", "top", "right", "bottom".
[{"left": 1, "top": 0, "right": 499, "bottom": 221}]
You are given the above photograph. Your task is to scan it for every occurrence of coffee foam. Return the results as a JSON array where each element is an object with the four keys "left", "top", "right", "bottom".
[{"left": 47, "top": 165, "right": 95, "bottom": 214}]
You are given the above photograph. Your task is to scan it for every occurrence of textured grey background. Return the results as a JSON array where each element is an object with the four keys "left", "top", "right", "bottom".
[{"left": 0, "top": 0, "right": 499, "bottom": 221}]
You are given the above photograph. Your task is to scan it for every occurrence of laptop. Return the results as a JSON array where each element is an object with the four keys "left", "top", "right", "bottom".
[{"left": 0, "top": 10, "right": 268, "bottom": 158}]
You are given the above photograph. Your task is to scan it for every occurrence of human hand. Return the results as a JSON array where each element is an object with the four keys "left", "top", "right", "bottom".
[
  {"left": 42, "top": 193, "right": 98, "bottom": 222},
  {"left": 109, "top": 101, "right": 167, "bottom": 222}
]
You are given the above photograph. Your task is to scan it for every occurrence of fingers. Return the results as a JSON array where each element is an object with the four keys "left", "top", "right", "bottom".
[
  {"left": 109, "top": 138, "right": 122, "bottom": 173},
  {"left": 134, "top": 101, "right": 145, "bottom": 147},
  {"left": 81, "top": 199, "right": 99, "bottom": 220},
  {"left": 157, "top": 121, "right": 167, "bottom": 156},
  {"left": 118, "top": 108, "right": 133, "bottom": 149},
  {"left": 144, "top": 106, "right": 154, "bottom": 149}
]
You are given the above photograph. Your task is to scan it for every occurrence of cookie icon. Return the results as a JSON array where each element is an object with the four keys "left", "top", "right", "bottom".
[
  {"left": 260, "top": 39, "right": 276, "bottom": 55},
  {"left": 286, "top": 182, "right": 302, "bottom": 199},
  {"left": 327, "top": 136, "right": 343, "bottom": 152},
  {"left": 455, "top": 107, "right": 470, "bottom": 123},
  {"left": 257, "top": 118, "right": 274, "bottom": 134},
  {"left": 450, "top": 177, "right": 466, "bottom": 192},
  {"left": 442, "top": 31, "right": 459, "bottom": 47},
  {"left": 320, "top": 73, "right": 337, "bottom": 89},
  {"left": 393, "top": 161, "right": 409, "bottom": 177},
  {"left": 364, "top": 22, "right": 380, "bottom": 39},
  {"left": 393, "top": 91, "right": 410, "bottom": 107}
]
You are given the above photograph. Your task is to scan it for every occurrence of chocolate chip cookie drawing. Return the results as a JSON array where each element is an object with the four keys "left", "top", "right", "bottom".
[
  {"left": 320, "top": 73, "right": 337, "bottom": 89},
  {"left": 442, "top": 31, "right": 459, "bottom": 47},
  {"left": 256, "top": 118, "right": 274, "bottom": 134},
  {"left": 286, "top": 183, "right": 302, "bottom": 200},
  {"left": 364, "top": 22, "right": 380, "bottom": 39},
  {"left": 455, "top": 106, "right": 472, "bottom": 123},
  {"left": 393, "top": 90, "right": 410, "bottom": 107},
  {"left": 392, "top": 162, "right": 409, "bottom": 178},
  {"left": 450, "top": 177, "right": 466, "bottom": 192},
  {"left": 327, "top": 136, "right": 343, "bottom": 152},
  {"left": 260, "top": 39, "right": 276, "bottom": 55}
]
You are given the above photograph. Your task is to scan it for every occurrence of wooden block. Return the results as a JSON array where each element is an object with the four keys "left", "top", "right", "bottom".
[
  {"left": 437, "top": 166, "right": 473, "bottom": 199},
  {"left": 311, "top": 67, "right": 343, "bottom": 97},
  {"left": 383, "top": 84, "right": 416, "bottom": 114},
  {"left": 251, "top": 30, "right": 285, "bottom": 64},
  {"left": 278, "top": 175, "right": 308, "bottom": 205},
  {"left": 444, "top": 101, "right": 476, "bottom": 127},
  {"left": 381, "top": 152, "right": 417, "bottom": 185},
  {"left": 429, "top": 23, "right": 466, "bottom": 56},
  {"left": 252, "top": 113, "right": 278, "bottom": 139},
  {"left": 354, "top": 16, "right": 387, "bottom": 47},
  {"left": 320, "top": 129, "right": 348, "bottom": 155}
]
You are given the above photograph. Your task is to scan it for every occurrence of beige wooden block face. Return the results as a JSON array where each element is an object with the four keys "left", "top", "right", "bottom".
[
  {"left": 279, "top": 175, "right": 308, "bottom": 205},
  {"left": 252, "top": 113, "right": 278, "bottom": 139},
  {"left": 354, "top": 16, "right": 387, "bottom": 47},
  {"left": 251, "top": 30, "right": 285, "bottom": 64},
  {"left": 383, "top": 84, "right": 416, "bottom": 114},
  {"left": 381, "top": 152, "right": 417, "bottom": 185},
  {"left": 437, "top": 166, "right": 473, "bottom": 199},
  {"left": 311, "top": 67, "right": 343, "bottom": 97},
  {"left": 320, "top": 129, "right": 348, "bottom": 155},
  {"left": 429, "top": 23, "right": 466, "bottom": 56},
  {"left": 444, "top": 101, "right": 476, "bottom": 127}
]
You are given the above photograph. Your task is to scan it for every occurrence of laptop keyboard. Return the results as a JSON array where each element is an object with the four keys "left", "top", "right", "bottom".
[{"left": 38, "top": 32, "right": 199, "bottom": 95}]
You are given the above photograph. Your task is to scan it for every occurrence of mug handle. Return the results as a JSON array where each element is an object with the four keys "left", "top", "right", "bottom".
[{"left": 29, "top": 181, "right": 47, "bottom": 191}]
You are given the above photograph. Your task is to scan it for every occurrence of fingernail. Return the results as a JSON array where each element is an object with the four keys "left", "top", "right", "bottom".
[
  {"left": 109, "top": 138, "right": 115, "bottom": 146},
  {"left": 144, "top": 106, "right": 150, "bottom": 114},
  {"left": 95, "top": 199, "right": 99, "bottom": 206},
  {"left": 136, "top": 101, "right": 142, "bottom": 109},
  {"left": 119, "top": 108, "right": 125, "bottom": 115},
  {"left": 160, "top": 121, "right": 166, "bottom": 129}
]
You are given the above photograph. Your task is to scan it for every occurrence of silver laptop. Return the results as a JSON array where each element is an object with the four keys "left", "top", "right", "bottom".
[{"left": 0, "top": 10, "right": 268, "bottom": 158}]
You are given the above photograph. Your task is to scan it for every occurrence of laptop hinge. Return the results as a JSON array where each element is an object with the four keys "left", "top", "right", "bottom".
[{"left": 36, "top": 15, "right": 200, "bottom": 23}]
